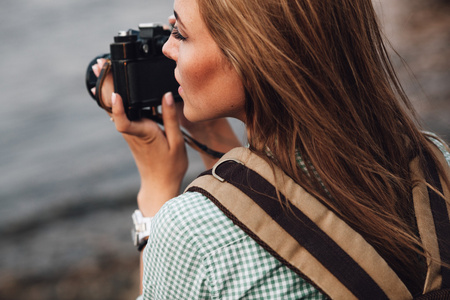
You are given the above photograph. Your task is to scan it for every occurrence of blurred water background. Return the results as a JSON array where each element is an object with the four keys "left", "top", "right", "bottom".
[{"left": 0, "top": 0, "right": 448, "bottom": 299}]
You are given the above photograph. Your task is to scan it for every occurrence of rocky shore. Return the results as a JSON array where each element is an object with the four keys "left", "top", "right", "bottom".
[{"left": 0, "top": 0, "right": 448, "bottom": 299}]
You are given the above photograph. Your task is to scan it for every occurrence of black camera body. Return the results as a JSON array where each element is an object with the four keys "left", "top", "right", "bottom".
[
  {"left": 87, "top": 23, "right": 180, "bottom": 120},
  {"left": 110, "top": 23, "right": 179, "bottom": 120}
]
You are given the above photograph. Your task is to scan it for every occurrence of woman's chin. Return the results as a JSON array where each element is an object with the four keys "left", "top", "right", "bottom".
[{"left": 182, "top": 106, "right": 201, "bottom": 123}]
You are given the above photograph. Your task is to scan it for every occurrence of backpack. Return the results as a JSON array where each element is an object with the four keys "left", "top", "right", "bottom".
[{"left": 186, "top": 145, "right": 450, "bottom": 299}]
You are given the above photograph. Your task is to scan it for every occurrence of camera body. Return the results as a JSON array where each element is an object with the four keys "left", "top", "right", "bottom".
[{"left": 109, "top": 23, "right": 179, "bottom": 120}]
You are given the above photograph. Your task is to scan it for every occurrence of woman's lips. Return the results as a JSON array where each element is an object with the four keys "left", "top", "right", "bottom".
[{"left": 174, "top": 71, "right": 183, "bottom": 96}]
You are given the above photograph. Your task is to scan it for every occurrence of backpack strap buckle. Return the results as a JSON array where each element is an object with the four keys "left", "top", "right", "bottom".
[{"left": 212, "top": 159, "right": 244, "bottom": 182}]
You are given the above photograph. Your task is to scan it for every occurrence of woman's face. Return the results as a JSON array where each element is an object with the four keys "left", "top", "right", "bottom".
[{"left": 163, "top": 0, "right": 246, "bottom": 123}]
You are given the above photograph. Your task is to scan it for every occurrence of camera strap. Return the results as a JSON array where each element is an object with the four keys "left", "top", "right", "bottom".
[
  {"left": 183, "top": 133, "right": 225, "bottom": 159},
  {"left": 150, "top": 114, "right": 225, "bottom": 159},
  {"left": 95, "top": 59, "right": 113, "bottom": 113}
]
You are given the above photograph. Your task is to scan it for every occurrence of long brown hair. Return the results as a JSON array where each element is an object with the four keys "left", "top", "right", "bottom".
[{"left": 198, "top": 0, "right": 449, "bottom": 293}]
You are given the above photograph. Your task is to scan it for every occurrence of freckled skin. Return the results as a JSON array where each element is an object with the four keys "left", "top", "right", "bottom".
[{"left": 163, "top": 0, "right": 246, "bottom": 123}]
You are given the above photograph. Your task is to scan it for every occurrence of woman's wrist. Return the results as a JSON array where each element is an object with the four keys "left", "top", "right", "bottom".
[
  {"left": 186, "top": 118, "right": 242, "bottom": 168},
  {"left": 137, "top": 183, "right": 180, "bottom": 217}
]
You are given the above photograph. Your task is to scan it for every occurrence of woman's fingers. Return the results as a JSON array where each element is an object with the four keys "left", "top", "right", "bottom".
[
  {"left": 91, "top": 59, "right": 107, "bottom": 77},
  {"left": 92, "top": 64, "right": 101, "bottom": 77},
  {"left": 100, "top": 72, "right": 114, "bottom": 108},
  {"left": 111, "top": 93, "right": 135, "bottom": 134},
  {"left": 163, "top": 15, "right": 176, "bottom": 30},
  {"left": 109, "top": 92, "right": 187, "bottom": 213},
  {"left": 111, "top": 93, "right": 160, "bottom": 140},
  {"left": 168, "top": 14, "right": 176, "bottom": 25},
  {"left": 162, "top": 92, "right": 185, "bottom": 150}
]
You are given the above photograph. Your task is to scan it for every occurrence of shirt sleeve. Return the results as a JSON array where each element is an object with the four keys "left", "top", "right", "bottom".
[{"left": 141, "top": 193, "right": 212, "bottom": 300}]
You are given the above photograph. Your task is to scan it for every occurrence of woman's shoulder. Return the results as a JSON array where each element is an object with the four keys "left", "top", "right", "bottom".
[
  {"left": 152, "top": 191, "right": 249, "bottom": 254},
  {"left": 150, "top": 191, "right": 326, "bottom": 299}
]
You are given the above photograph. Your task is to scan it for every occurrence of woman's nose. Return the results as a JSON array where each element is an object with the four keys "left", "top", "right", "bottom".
[{"left": 163, "top": 35, "right": 178, "bottom": 62}]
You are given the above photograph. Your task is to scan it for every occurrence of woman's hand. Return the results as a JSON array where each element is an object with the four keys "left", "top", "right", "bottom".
[
  {"left": 111, "top": 92, "right": 188, "bottom": 217},
  {"left": 92, "top": 59, "right": 187, "bottom": 217}
]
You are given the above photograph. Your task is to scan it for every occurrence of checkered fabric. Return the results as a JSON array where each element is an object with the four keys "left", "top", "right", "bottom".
[
  {"left": 139, "top": 135, "right": 450, "bottom": 299},
  {"left": 429, "top": 134, "right": 450, "bottom": 165},
  {"left": 141, "top": 191, "right": 326, "bottom": 299}
]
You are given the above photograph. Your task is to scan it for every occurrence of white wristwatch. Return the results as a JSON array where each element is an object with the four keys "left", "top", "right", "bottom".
[{"left": 131, "top": 209, "right": 153, "bottom": 251}]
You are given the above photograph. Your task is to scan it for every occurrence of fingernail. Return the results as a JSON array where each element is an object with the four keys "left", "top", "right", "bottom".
[
  {"left": 91, "top": 87, "right": 96, "bottom": 95},
  {"left": 111, "top": 93, "right": 117, "bottom": 106},
  {"left": 165, "top": 92, "right": 174, "bottom": 106},
  {"left": 97, "top": 59, "right": 103, "bottom": 65}
]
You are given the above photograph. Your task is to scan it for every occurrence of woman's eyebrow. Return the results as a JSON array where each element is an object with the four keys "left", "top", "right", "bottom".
[{"left": 173, "top": 10, "right": 186, "bottom": 28}]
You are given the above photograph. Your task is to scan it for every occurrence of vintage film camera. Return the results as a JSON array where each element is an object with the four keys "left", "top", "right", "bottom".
[{"left": 86, "top": 23, "right": 180, "bottom": 120}]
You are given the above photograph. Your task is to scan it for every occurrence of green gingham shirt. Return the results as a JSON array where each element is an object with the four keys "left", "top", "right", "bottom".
[{"left": 139, "top": 136, "right": 450, "bottom": 300}]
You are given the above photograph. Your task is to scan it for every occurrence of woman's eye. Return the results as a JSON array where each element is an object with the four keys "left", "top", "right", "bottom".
[{"left": 172, "top": 26, "right": 187, "bottom": 41}]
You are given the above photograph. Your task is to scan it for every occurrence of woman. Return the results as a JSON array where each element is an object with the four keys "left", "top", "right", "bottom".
[{"left": 92, "top": 0, "right": 450, "bottom": 298}]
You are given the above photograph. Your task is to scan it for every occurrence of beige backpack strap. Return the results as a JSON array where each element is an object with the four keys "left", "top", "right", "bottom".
[
  {"left": 411, "top": 144, "right": 450, "bottom": 293},
  {"left": 186, "top": 147, "right": 412, "bottom": 300}
]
